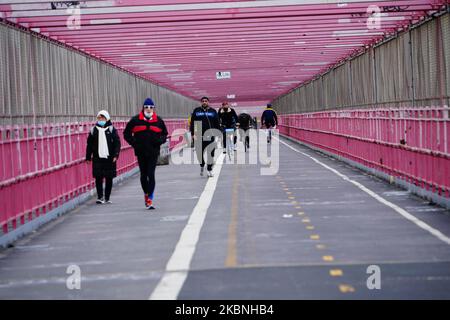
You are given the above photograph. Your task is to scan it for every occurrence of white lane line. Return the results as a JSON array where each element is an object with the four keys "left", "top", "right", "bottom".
[
  {"left": 276, "top": 137, "right": 450, "bottom": 246},
  {"left": 149, "top": 154, "right": 225, "bottom": 300}
]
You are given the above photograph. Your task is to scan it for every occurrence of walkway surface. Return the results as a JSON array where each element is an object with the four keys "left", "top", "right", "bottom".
[{"left": 1, "top": 134, "right": 450, "bottom": 299}]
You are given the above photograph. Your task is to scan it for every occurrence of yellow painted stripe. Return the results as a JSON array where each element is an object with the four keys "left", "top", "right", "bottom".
[
  {"left": 316, "top": 244, "right": 326, "bottom": 249},
  {"left": 288, "top": 196, "right": 295, "bottom": 200},
  {"left": 302, "top": 218, "right": 310, "bottom": 223},
  {"left": 322, "top": 255, "right": 334, "bottom": 262},
  {"left": 295, "top": 206, "right": 302, "bottom": 209},
  {"left": 297, "top": 212, "right": 305, "bottom": 216},
  {"left": 225, "top": 172, "right": 239, "bottom": 267},
  {"left": 339, "top": 285, "right": 355, "bottom": 293},
  {"left": 306, "top": 225, "right": 315, "bottom": 230},
  {"left": 310, "top": 235, "right": 320, "bottom": 240},
  {"left": 330, "top": 269, "right": 343, "bottom": 277}
]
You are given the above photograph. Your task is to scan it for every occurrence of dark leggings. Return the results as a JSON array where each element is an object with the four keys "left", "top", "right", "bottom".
[
  {"left": 222, "top": 129, "right": 237, "bottom": 149},
  {"left": 137, "top": 154, "right": 159, "bottom": 198},
  {"left": 196, "top": 140, "right": 215, "bottom": 171},
  {"left": 95, "top": 177, "right": 113, "bottom": 200}
]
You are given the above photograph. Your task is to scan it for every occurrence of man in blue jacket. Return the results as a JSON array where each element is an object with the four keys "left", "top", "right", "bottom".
[{"left": 189, "top": 97, "right": 220, "bottom": 177}]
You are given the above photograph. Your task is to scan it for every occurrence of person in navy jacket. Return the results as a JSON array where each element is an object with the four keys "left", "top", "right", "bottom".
[
  {"left": 189, "top": 96, "right": 220, "bottom": 177},
  {"left": 124, "top": 98, "right": 168, "bottom": 210}
]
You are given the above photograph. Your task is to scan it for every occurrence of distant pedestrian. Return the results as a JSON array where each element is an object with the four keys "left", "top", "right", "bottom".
[
  {"left": 124, "top": 98, "right": 168, "bottom": 210},
  {"left": 86, "top": 110, "right": 121, "bottom": 204}
]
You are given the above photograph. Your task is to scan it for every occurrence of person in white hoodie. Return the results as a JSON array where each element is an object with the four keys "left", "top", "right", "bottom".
[{"left": 86, "top": 110, "right": 121, "bottom": 204}]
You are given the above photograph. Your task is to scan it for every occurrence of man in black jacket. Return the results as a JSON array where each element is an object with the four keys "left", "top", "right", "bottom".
[
  {"left": 218, "top": 101, "right": 239, "bottom": 153},
  {"left": 124, "top": 98, "right": 168, "bottom": 210},
  {"left": 189, "top": 96, "right": 220, "bottom": 177}
]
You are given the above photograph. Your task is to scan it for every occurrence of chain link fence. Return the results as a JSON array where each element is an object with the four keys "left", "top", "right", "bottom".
[
  {"left": 274, "top": 12, "right": 450, "bottom": 113},
  {"left": 0, "top": 22, "right": 197, "bottom": 126}
]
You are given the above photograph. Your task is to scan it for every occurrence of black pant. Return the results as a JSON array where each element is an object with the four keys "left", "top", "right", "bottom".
[
  {"left": 137, "top": 154, "right": 159, "bottom": 198},
  {"left": 95, "top": 177, "right": 113, "bottom": 200},
  {"left": 196, "top": 140, "right": 216, "bottom": 171},
  {"left": 222, "top": 129, "right": 237, "bottom": 149}
]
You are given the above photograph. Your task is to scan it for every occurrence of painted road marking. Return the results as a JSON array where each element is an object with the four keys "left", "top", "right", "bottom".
[
  {"left": 297, "top": 212, "right": 305, "bottom": 216},
  {"left": 302, "top": 218, "right": 311, "bottom": 223},
  {"left": 306, "top": 226, "right": 315, "bottom": 230},
  {"left": 316, "top": 244, "right": 326, "bottom": 249},
  {"left": 149, "top": 154, "right": 225, "bottom": 300},
  {"left": 330, "top": 269, "right": 343, "bottom": 277},
  {"left": 277, "top": 138, "right": 450, "bottom": 246},
  {"left": 310, "top": 235, "right": 320, "bottom": 240},
  {"left": 225, "top": 168, "right": 240, "bottom": 268},
  {"left": 322, "top": 255, "right": 334, "bottom": 262},
  {"left": 339, "top": 284, "right": 355, "bottom": 293}
]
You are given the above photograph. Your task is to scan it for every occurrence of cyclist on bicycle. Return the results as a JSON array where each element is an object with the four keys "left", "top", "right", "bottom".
[
  {"left": 261, "top": 103, "right": 278, "bottom": 143},
  {"left": 237, "top": 112, "right": 252, "bottom": 150},
  {"left": 218, "top": 101, "right": 238, "bottom": 154}
]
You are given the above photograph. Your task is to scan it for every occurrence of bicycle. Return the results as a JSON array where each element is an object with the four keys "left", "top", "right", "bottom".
[
  {"left": 238, "top": 126, "right": 251, "bottom": 152},
  {"left": 263, "top": 123, "right": 275, "bottom": 144}
]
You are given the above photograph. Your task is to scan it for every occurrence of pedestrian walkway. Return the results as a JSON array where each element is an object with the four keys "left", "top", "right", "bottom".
[{"left": 1, "top": 135, "right": 450, "bottom": 299}]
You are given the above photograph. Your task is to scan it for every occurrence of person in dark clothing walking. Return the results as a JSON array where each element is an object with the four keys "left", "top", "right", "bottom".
[
  {"left": 86, "top": 110, "right": 121, "bottom": 204},
  {"left": 218, "top": 101, "right": 239, "bottom": 153},
  {"left": 237, "top": 112, "right": 253, "bottom": 151},
  {"left": 124, "top": 98, "right": 168, "bottom": 210},
  {"left": 189, "top": 96, "right": 220, "bottom": 177}
]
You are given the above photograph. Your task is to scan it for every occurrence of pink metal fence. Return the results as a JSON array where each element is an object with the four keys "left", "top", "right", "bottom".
[
  {"left": 279, "top": 106, "right": 450, "bottom": 198},
  {"left": 0, "top": 119, "right": 188, "bottom": 234}
]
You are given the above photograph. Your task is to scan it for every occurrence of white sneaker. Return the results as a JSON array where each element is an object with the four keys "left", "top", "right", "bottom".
[
  {"left": 207, "top": 170, "right": 214, "bottom": 178},
  {"left": 200, "top": 167, "right": 204, "bottom": 176},
  {"left": 96, "top": 198, "right": 105, "bottom": 204}
]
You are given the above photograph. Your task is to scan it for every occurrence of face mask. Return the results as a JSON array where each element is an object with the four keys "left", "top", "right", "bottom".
[
  {"left": 144, "top": 111, "right": 153, "bottom": 119},
  {"left": 97, "top": 120, "right": 106, "bottom": 126}
]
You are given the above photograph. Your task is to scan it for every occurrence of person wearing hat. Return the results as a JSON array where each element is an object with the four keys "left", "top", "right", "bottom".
[
  {"left": 218, "top": 101, "right": 239, "bottom": 153},
  {"left": 86, "top": 110, "right": 121, "bottom": 204},
  {"left": 189, "top": 96, "right": 220, "bottom": 177},
  {"left": 124, "top": 98, "right": 168, "bottom": 210}
]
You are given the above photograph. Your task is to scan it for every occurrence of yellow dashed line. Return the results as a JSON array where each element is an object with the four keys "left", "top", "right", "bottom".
[
  {"left": 288, "top": 196, "right": 295, "bottom": 200},
  {"left": 297, "top": 212, "right": 305, "bottom": 216},
  {"left": 306, "top": 225, "right": 315, "bottom": 230},
  {"left": 316, "top": 244, "right": 326, "bottom": 249},
  {"left": 330, "top": 269, "right": 343, "bottom": 277},
  {"left": 322, "top": 255, "right": 334, "bottom": 262},
  {"left": 302, "top": 218, "right": 311, "bottom": 223},
  {"left": 295, "top": 206, "right": 302, "bottom": 209},
  {"left": 286, "top": 191, "right": 292, "bottom": 195},
  {"left": 310, "top": 235, "right": 320, "bottom": 240},
  {"left": 291, "top": 201, "right": 298, "bottom": 205},
  {"left": 339, "top": 285, "right": 355, "bottom": 293}
]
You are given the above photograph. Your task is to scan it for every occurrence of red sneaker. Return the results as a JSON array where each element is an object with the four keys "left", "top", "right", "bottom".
[{"left": 145, "top": 194, "right": 151, "bottom": 208}]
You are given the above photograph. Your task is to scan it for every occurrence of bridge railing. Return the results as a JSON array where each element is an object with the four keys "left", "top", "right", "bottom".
[
  {"left": 0, "top": 119, "right": 188, "bottom": 235},
  {"left": 279, "top": 106, "right": 450, "bottom": 201}
]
